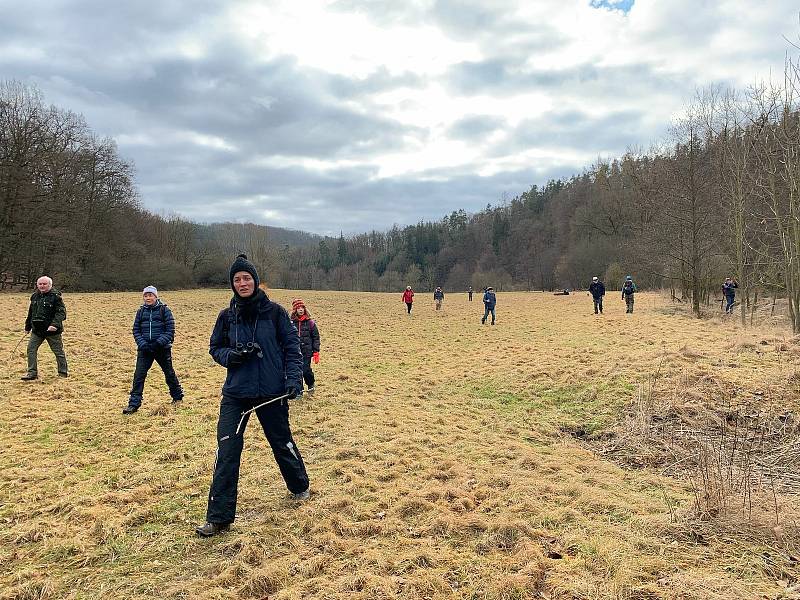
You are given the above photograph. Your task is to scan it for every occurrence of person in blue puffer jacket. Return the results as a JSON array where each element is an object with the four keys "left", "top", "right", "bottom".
[
  {"left": 123, "top": 286, "right": 183, "bottom": 414},
  {"left": 481, "top": 286, "right": 497, "bottom": 325},
  {"left": 196, "top": 254, "right": 309, "bottom": 538}
]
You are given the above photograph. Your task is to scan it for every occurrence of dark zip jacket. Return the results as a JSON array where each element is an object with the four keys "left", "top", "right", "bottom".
[
  {"left": 25, "top": 289, "right": 67, "bottom": 337},
  {"left": 132, "top": 301, "right": 175, "bottom": 349},
  {"left": 209, "top": 290, "right": 303, "bottom": 399},
  {"left": 292, "top": 316, "right": 320, "bottom": 358},
  {"left": 589, "top": 281, "right": 606, "bottom": 299}
]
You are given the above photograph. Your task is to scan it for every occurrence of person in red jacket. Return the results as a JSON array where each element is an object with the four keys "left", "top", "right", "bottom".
[
  {"left": 290, "top": 298, "right": 320, "bottom": 395},
  {"left": 402, "top": 286, "right": 414, "bottom": 315}
]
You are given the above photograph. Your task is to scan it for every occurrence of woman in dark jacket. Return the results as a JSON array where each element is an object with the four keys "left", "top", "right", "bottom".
[
  {"left": 123, "top": 285, "right": 183, "bottom": 414},
  {"left": 196, "top": 254, "right": 309, "bottom": 537},
  {"left": 290, "top": 298, "right": 320, "bottom": 394}
]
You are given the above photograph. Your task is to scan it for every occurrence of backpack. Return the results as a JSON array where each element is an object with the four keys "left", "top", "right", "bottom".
[{"left": 623, "top": 281, "right": 634, "bottom": 295}]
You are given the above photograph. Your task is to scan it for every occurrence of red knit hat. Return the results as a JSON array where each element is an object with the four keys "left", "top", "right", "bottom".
[{"left": 292, "top": 298, "right": 306, "bottom": 312}]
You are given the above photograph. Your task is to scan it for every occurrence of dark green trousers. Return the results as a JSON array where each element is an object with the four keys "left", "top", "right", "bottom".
[{"left": 26, "top": 331, "right": 68, "bottom": 376}]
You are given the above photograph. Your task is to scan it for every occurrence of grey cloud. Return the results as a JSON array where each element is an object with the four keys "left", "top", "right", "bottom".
[
  {"left": 446, "top": 58, "right": 689, "bottom": 96},
  {"left": 499, "top": 108, "right": 654, "bottom": 155},
  {"left": 1, "top": 40, "right": 416, "bottom": 159},
  {"left": 447, "top": 114, "right": 507, "bottom": 140},
  {"left": 2, "top": 0, "right": 792, "bottom": 238},
  {"left": 328, "top": 67, "right": 425, "bottom": 97}
]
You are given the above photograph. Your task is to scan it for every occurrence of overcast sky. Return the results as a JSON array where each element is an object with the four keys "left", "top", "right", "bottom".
[{"left": 1, "top": 0, "right": 797, "bottom": 235}]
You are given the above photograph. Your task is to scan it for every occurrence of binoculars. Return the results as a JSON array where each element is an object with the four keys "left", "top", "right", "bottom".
[{"left": 236, "top": 341, "right": 263, "bottom": 358}]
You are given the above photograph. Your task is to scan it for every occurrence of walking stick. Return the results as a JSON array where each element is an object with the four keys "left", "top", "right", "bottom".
[
  {"left": 219, "top": 392, "right": 293, "bottom": 441},
  {"left": 6, "top": 332, "right": 29, "bottom": 363}
]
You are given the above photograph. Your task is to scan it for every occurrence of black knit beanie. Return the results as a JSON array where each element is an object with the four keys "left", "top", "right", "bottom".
[{"left": 229, "top": 253, "right": 260, "bottom": 294}]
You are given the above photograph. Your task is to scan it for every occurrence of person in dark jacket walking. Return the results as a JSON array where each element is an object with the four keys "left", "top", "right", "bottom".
[
  {"left": 22, "top": 276, "right": 68, "bottom": 380},
  {"left": 123, "top": 286, "right": 184, "bottom": 414},
  {"left": 622, "top": 276, "right": 637, "bottom": 314},
  {"left": 589, "top": 276, "right": 606, "bottom": 314},
  {"left": 402, "top": 286, "right": 414, "bottom": 314},
  {"left": 196, "top": 254, "right": 308, "bottom": 538},
  {"left": 434, "top": 287, "right": 444, "bottom": 310},
  {"left": 290, "top": 298, "right": 320, "bottom": 394},
  {"left": 481, "top": 287, "right": 497, "bottom": 325},
  {"left": 468, "top": 286, "right": 473, "bottom": 301},
  {"left": 722, "top": 277, "right": 738, "bottom": 314}
]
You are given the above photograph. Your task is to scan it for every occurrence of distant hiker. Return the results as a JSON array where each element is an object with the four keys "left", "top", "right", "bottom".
[
  {"left": 402, "top": 286, "right": 414, "bottom": 315},
  {"left": 290, "top": 298, "right": 320, "bottom": 394},
  {"left": 481, "top": 286, "right": 497, "bottom": 325},
  {"left": 434, "top": 287, "right": 444, "bottom": 310},
  {"left": 123, "top": 286, "right": 183, "bottom": 414},
  {"left": 589, "top": 276, "right": 605, "bottom": 314},
  {"left": 622, "top": 275, "right": 637, "bottom": 314},
  {"left": 722, "top": 277, "right": 738, "bottom": 314},
  {"left": 196, "top": 254, "right": 308, "bottom": 538},
  {"left": 21, "top": 276, "right": 68, "bottom": 380},
  {"left": 468, "top": 286, "right": 473, "bottom": 301}
]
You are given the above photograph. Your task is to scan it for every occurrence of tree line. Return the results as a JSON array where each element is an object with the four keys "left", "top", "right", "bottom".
[
  {"left": 0, "top": 80, "right": 317, "bottom": 291},
  {"left": 4, "top": 57, "right": 800, "bottom": 329}
]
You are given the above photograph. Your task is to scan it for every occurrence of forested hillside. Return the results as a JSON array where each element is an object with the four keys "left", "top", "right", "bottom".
[
  {"left": 5, "top": 61, "right": 800, "bottom": 329},
  {"left": 0, "top": 81, "right": 317, "bottom": 291},
  {"left": 282, "top": 69, "right": 800, "bottom": 333}
]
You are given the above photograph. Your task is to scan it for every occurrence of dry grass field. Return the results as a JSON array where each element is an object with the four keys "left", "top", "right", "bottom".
[{"left": 1, "top": 289, "right": 799, "bottom": 600}]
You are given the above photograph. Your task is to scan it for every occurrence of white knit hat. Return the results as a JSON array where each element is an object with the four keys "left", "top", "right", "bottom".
[{"left": 142, "top": 285, "right": 158, "bottom": 297}]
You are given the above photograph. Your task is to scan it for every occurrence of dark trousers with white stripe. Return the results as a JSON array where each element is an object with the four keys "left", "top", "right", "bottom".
[{"left": 206, "top": 395, "right": 309, "bottom": 524}]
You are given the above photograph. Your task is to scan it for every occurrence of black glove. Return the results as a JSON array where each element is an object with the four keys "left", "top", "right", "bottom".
[
  {"left": 285, "top": 386, "right": 300, "bottom": 399},
  {"left": 228, "top": 350, "right": 245, "bottom": 366}
]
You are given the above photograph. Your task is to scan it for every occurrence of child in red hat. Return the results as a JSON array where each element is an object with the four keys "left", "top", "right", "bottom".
[{"left": 290, "top": 298, "right": 320, "bottom": 394}]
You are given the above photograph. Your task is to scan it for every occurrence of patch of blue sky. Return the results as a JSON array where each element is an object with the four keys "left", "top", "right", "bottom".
[{"left": 590, "top": 0, "right": 634, "bottom": 13}]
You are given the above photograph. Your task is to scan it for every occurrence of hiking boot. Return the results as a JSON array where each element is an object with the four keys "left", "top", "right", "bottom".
[
  {"left": 195, "top": 522, "right": 230, "bottom": 537},
  {"left": 171, "top": 397, "right": 183, "bottom": 405},
  {"left": 122, "top": 405, "right": 139, "bottom": 415},
  {"left": 291, "top": 488, "right": 310, "bottom": 501},
  {"left": 306, "top": 386, "right": 315, "bottom": 394},
  {"left": 58, "top": 372, "right": 68, "bottom": 378},
  {"left": 20, "top": 373, "right": 37, "bottom": 381}
]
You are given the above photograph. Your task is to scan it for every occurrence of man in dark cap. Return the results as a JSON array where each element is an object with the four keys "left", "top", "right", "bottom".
[{"left": 196, "top": 254, "right": 309, "bottom": 537}]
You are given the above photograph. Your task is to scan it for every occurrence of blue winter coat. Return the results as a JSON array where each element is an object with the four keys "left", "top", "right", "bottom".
[
  {"left": 132, "top": 301, "right": 175, "bottom": 349},
  {"left": 209, "top": 291, "right": 303, "bottom": 399},
  {"left": 589, "top": 281, "right": 606, "bottom": 298},
  {"left": 483, "top": 291, "right": 496, "bottom": 308}
]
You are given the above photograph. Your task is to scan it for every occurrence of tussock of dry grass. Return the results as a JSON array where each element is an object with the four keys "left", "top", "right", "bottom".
[{"left": 1, "top": 290, "right": 799, "bottom": 599}]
